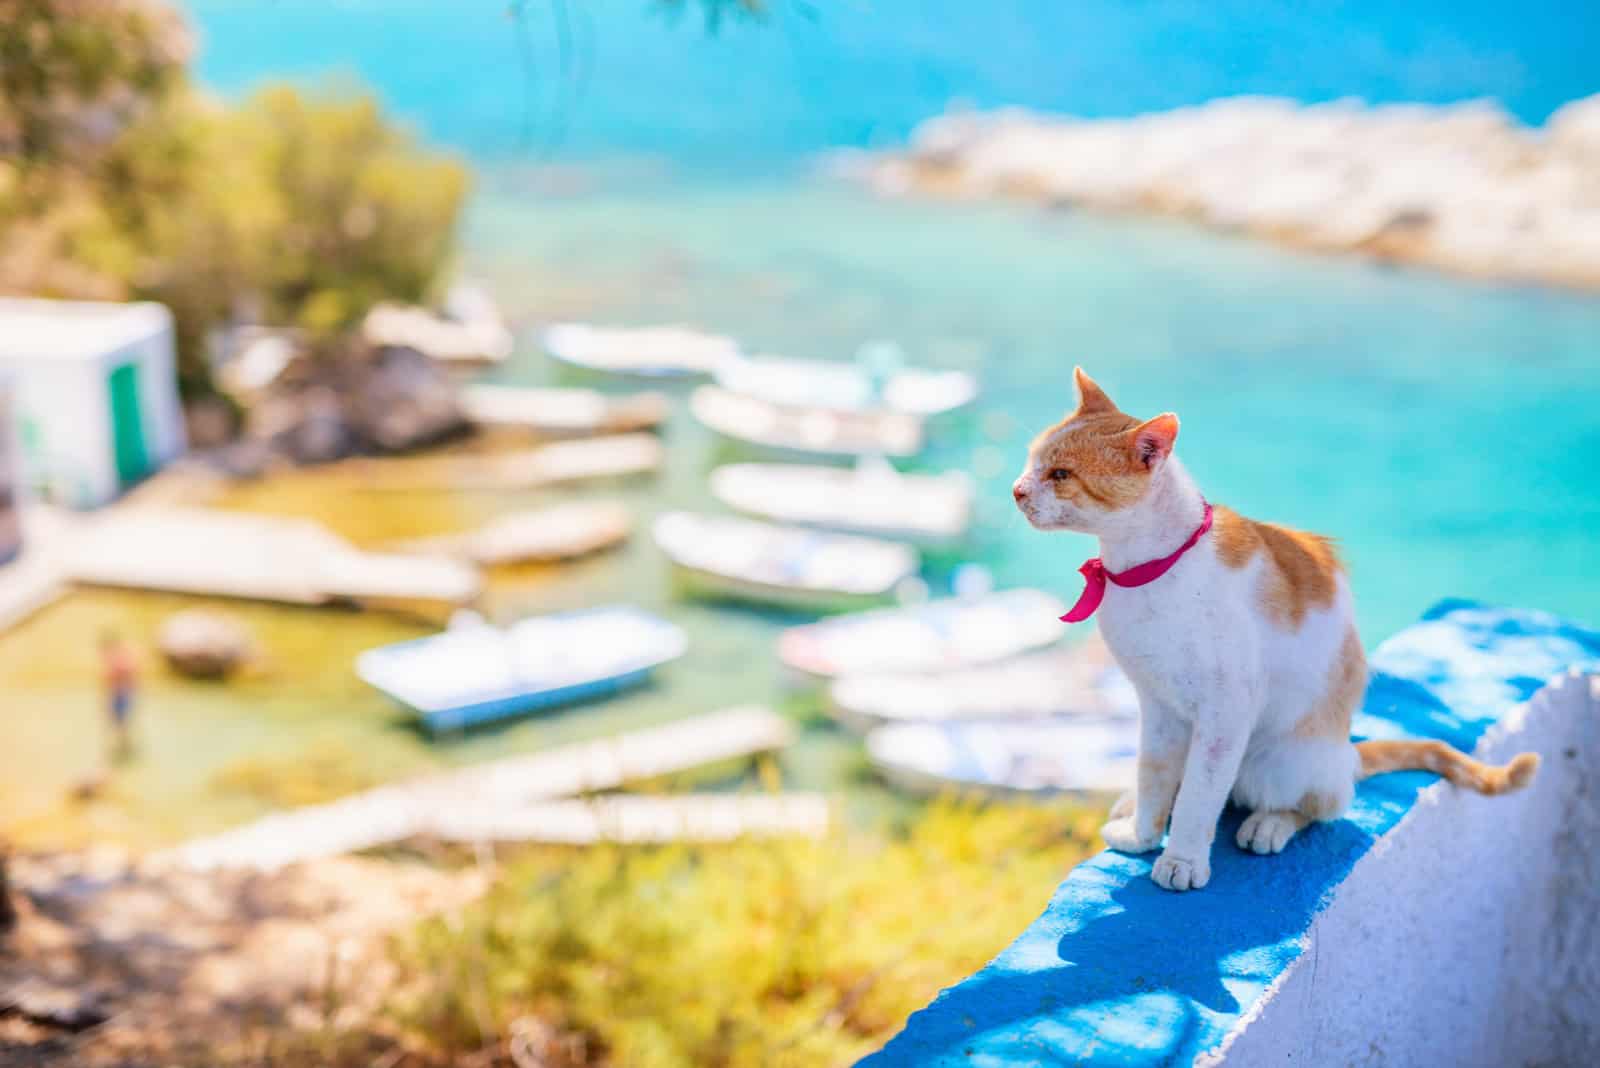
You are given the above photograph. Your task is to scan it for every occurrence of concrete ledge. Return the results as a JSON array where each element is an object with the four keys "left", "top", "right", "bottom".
[{"left": 859, "top": 601, "right": 1600, "bottom": 1067}]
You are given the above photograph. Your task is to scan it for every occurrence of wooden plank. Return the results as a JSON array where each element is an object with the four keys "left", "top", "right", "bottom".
[
  {"left": 424, "top": 794, "right": 829, "bottom": 844},
  {"left": 162, "top": 706, "right": 795, "bottom": 871}
]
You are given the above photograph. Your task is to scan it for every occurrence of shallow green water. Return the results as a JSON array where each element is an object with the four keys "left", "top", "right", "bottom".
[{"left": 4, "top": 172, "right": 1597, "bottom": 849}]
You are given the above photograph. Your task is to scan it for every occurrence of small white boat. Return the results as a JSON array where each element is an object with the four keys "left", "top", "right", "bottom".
[
  {"left": 866, "top": 719, "right": 1139, "bottom": 797},
  {"left": 356, "top": 605, "right": 688, "bottom": 732},
  {"left": 653, "top": 511, "right": 918, "bottom": 613},
  {"left": 828, "top": 635, "right": 1137, "bottom": 733},
  {"left": 710, "top": 460, "right": 972, "bottom": 546},
  {"left": 459, "top": 384, "right": 669, "bottom": 437},
  {"left": 691, "top": 385, "right": 923, "bottom": 459},
  {"left": 542, "top": 322, "right": 740, "bottom": 379},
  {"left": 715, "top": 354, "right": 977, "bottom": 416},
  {"left": 363, "top": 282, "right": 513, "bottom": 367},
  {"left": 354, "top": 433, "right": 663, "bottom": 491},
  {"left": 777, "top": 588, "right": 1067, "bottom": 679},
  {"left": 401, "top": 501, "right": 631, "bottom": 564}
]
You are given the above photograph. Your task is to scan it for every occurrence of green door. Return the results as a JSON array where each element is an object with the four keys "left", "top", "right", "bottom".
[{"left": 107, "top": 362, "right": 149, "bottom": 486}]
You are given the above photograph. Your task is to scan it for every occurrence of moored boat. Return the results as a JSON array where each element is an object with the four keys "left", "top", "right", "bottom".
[
  {"left": 356, "top": 605, "right": 688, "bottom": 733},
  {"left": 777, "top": 588, "right": 1067, "bottom": 679},
  {"left": 828, "top": 634, "right": 1137, "bottom": 733},
  {"left": 459, "top": 384, "right": 669, "bottom": 437},
  {"left": 352, "top": 433, "right": 664, "bottom": 491},
  {"left": 709, "top": 460, "right": 972, "bottom": 546},
  {"left": 541, "top": 322, "right": 740, "bottom": 379},
  {"left": 653, "top": 511, "right": 919, "bottom": 613},
  {"left": 866, "top": 718, "right": 1138, "bottom": 797},
  {"left": 400, "top": 501, "right": 631, "bottom": 565},
  {"left": 691, "top": 385, "right": 923, "bottom": 459},
  {"left": 714, "top": 353, "right": 977, "bottom": 416}
]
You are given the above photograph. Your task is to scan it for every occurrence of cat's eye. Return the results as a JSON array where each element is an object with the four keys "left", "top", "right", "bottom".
[{"left": 1047, "top": 467, "right": 1071, "bottom": 481}]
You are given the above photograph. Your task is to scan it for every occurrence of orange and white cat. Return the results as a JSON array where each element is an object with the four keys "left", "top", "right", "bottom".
[{"left": 1013, "top": 368, "right": 1539, "bottom": 892}]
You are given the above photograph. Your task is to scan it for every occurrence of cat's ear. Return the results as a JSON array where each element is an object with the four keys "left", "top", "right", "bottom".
[
  {"left": 1131, "top": 413, "right": 1179, "bottom": 469},
  {"left": 1074, "top": 366, "right": 1115, "bottom": 414}
]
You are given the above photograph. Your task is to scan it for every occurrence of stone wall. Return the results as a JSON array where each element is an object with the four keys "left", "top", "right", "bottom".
[{"left": 859, "top": 602, "right": 1600, "bottom": 1067}]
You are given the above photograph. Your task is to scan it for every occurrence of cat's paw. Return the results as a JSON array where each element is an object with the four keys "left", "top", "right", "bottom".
[
  {"left": 1100, "top": 816, "right": 1161, "bottom": 854},
  {"left": 1236, "top": 810, "right": 1300, "bottom": 855},
  {"left": 1151, "top": 851, "right": 1210, "bottom": 892},
  {"left": 1108, "top": 790, "right": 1135, "bottom": 821}
]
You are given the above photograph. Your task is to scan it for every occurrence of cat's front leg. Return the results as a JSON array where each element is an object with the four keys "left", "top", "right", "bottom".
[
  {"left": 1101, "top": 702, "right": 1187, "bottom": 854},
  {"left": 1152, "top": 708, "right": 1252, "bottom": 892}
]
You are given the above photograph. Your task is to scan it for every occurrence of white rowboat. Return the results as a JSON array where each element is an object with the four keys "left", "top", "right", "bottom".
[
  {"left": 867, "top": 719, "right": 1138, "bottom": 797},
  {"left": 828, "top": 635, "right": 1137, "bottom": 733},
  {"left": 691, "top": 385, "right": 923, "bottom": 459},
  {"left": 715, "top": 354, "right": 977, "bottom": 416},
  {"left": 356, "top": 605, "right": 687, "bottom": 732},
  {"left": 542, "top": 322, "right": 740, "bottom": 379},
  {"left": 400, "top": 501, "right": 631, "bottom": 565},
  {"left": 709, "top": 461, "right": 972, "bottom": 546},
  {"left": 459, "top": 384, "right": 668, "bottom": 437},
  {"left": 777, "top": 588, "right": 1067, "bottom": 679},
  {"left": 653, "top": 511, "right": 918, "bottom": 613}
]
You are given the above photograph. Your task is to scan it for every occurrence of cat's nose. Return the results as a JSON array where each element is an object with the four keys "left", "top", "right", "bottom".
[{"left": 1012, "top": 480, "right": 1029, "bottom": 501}]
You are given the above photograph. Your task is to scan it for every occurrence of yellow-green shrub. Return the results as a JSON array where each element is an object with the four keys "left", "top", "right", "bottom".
[{"left": 392, "top": 798, "right": 1103, "bottom": 1068}]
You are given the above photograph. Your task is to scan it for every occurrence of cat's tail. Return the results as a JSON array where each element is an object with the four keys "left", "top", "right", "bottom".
[{"left": 1355, "top": 740, "right": 1540, "bottom": 796}]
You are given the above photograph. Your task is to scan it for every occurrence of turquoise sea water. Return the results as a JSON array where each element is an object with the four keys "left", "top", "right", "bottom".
[
  {"left": 181, "top": 1, "right": 1600, "bottom": 643},
  {"left": 187, "top": 0, "right": 1600, "bottom": 160},
  {"left": 8, "top": 2, "right": 1597, "bottom": 854}
]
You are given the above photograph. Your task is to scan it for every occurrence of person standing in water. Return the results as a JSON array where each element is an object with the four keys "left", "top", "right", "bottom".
[{"left": 100, "top": 631, "right": 138, "bottom": 758}]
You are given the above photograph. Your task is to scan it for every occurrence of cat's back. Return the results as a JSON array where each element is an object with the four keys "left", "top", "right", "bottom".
[{"left": 1209, "top": 505, "right": 1349, "bottom": 632}]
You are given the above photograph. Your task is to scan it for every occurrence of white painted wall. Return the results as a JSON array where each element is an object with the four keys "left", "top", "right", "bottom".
[
  {"left": 124, "top": 306, "right": 186, "bottom": 465},
  {"left": 0, "top": 299, "right": 184, "bottom": 507},
  {"left": 1203, "top": 670, "right": 1600, "bottom": 1068},
  {"left": 18, "top": 356, "right": 115, "bottom": 507}
]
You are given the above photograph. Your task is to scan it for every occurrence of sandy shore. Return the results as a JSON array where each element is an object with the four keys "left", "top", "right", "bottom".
[{"left": 861, "top": 95, "right": 1600, "bottom": 289}]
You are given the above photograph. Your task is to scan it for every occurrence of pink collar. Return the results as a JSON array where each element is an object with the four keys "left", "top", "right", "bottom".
[{"left": 1060, "top": 501, "right": 1214, "bottom": 623}]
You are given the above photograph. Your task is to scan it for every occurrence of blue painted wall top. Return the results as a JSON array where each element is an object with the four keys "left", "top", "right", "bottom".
[{"left": 859, "top": 600, "right": 1600, "bottom": 1067}]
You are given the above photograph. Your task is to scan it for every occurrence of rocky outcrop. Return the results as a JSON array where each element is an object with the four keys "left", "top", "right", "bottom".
[
  {"left": 234, "top": 342, "right": 470, "bottom": 469},
  {"left": 865, "top": 95, "right": 1600, "bottom": 289}
]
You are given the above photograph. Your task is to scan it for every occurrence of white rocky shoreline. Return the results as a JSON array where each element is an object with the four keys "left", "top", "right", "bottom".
[{"left": 862, "top": 94, "right": 1600, "bottom": 290}]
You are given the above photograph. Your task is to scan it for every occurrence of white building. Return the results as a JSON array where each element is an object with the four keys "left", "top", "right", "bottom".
[
  {"left": 0, "top": 298, "right": 186, "bottom": 508},
  {"left": 0, "top": 371, "right": 21, "bottom": 562}
]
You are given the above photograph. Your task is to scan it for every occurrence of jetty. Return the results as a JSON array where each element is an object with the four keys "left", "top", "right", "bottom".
[
  {"left": 162, "top": 706, "right": 802, "bottom": 870},
  {"left": 65, "top": 507, "right": 480, "bottom": 608}
]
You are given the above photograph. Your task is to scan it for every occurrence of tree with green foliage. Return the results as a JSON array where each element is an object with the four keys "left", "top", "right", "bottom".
[{"left": 0, "top": 0, "right": 467, "bottom": 395}]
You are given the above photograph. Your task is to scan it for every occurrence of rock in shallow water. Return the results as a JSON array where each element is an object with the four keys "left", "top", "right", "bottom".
[{"left": 159, "top": 610, "right": 256, "bottom": 680}]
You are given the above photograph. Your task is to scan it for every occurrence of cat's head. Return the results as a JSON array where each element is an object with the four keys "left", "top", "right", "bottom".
[{"left": 1012, "top": 367, "right": 1179, "bottom": 534}]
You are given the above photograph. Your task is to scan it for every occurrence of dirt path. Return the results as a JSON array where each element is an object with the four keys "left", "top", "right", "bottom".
[{"left": 0, "top": 849, "right": 487, "bottom": 1067}]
